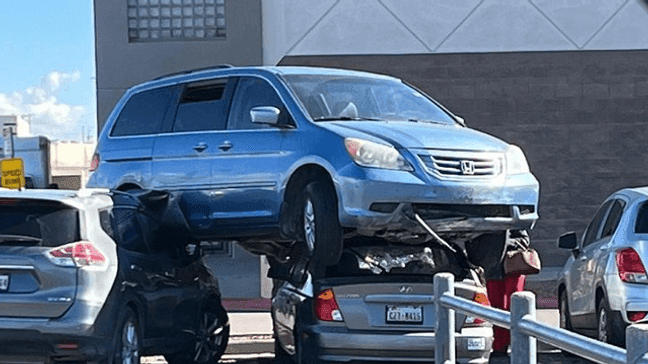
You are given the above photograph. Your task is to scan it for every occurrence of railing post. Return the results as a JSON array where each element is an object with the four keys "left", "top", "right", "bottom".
[
  {"left": 511, "top": 291, "right": 536, "bottom": 364},
  {"left": 626, "top": 324, "right": 648, "bottom": 364},
  {"left": 434, "top": 273, "right": 455, "bottom": 364}
]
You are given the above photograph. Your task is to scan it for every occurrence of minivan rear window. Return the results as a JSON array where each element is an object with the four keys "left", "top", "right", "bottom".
[
  {"left": 0, "top": 199, "right": 81, "bottom": 247},
  {"left": 111, "top": 86, "right": 176, "bottom": 137}
]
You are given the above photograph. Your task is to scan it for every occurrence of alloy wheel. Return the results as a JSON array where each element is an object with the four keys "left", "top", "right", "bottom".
[
  {"left": 120, "top": 320, "right": 139, "bottom": 364},
  {"left": 192, "top": 312, "right": 226, "bottom": 363},
  {"left": 598, "top": 305, "right": 608, "bottom": 343},
  {"left": 304, "top": 198, "right": 315, "bottom": 253}
]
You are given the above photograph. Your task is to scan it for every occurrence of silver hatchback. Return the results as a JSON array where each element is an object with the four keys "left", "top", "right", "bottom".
[{"left": 557, "top": 186, "right": 648, "bottom": 347}]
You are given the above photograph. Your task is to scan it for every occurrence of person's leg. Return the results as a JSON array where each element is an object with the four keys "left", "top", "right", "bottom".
[
  {"left": 486, "top": 279, "right": 508, "bottom": 353},
  {"left": 494, "top": 274, "right": 527, "bottom": 350}
]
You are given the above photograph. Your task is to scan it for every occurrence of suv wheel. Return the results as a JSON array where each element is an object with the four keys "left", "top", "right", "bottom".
[
  {"left": 113, "top": 308, "right": 140, "bottom": 364},
  {"left": 597, "top": 297, "right": 626, "bottom": 347},
  {"left": 166, "top": 306, "right": 229, "bottom": 364},
  {"left": 300, "top": 181, "right": 343, "bottom": 267},
  {"left": 558, "top": 290, "right": 572, "bottom": 331}
]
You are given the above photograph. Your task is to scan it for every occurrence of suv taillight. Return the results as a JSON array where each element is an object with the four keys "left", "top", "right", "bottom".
[
  {"left": 46, "top": 242, "right": 106, "bottom": 267},
  {"left": 89, "top": 153, "right": 100, "bottom": 172},
  {"left": 616, "top": 248, "right": 648, "bottom": 283},
  {"left": 315, "top": 289, "right": 343, "bottom": 322},
  {"left": 465, "top": 292, "right": 491, "bottom": 326}
]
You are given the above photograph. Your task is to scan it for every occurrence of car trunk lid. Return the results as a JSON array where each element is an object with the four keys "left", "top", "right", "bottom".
[{"left": 317, "top": 244, "right": 481, "bottom": 331}]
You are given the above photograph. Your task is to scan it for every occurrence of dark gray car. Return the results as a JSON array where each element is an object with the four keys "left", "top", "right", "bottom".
[{"left": 0, "top": 188, "right": 229, "bottom": 364}]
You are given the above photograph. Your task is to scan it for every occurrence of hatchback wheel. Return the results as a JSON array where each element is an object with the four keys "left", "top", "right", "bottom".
[
  {"left": 299, "top": 181, "right": 343, "bottom": 268},
  {"left": 166, "top": 308, "right": 229, "bottom": 364},
  {"left": 113, "top": 308, "right": 140, "bottom": 364}
]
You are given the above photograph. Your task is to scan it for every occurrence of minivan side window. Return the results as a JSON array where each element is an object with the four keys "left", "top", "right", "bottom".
[
  {"left": 227, "top": 77, "right": 291, "bottom": 130},
  {"left": 582, "top": 200, "right": 613, "bottom": 248},
  {"left": 111, "top": 86, "right": 176, "bottom": 137},
  {"left": 172, "top": 79, "right": 231, "bottom": 132}
]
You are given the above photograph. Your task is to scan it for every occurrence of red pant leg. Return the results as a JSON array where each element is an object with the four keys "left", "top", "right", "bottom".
[{"left": 486, "top": 275, "right": 526, "bottom": 352}]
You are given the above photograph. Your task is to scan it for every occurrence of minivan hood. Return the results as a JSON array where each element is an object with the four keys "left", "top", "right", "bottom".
[{"left": 320, "top": 121, "right": 509, "bottom": 152}]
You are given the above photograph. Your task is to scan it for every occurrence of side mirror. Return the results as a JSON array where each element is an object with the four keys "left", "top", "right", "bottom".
[
  {"left": 558, "top": 232, "right": 578, "bottom": 250},
  {"left": 454, "top": 115, "right": 466, "bottom": 126},
  {"left": 250, "top": 106, "right": 280, "bottom": 126}
]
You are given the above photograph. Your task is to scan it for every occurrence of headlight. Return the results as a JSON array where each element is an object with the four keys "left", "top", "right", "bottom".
[
  {"left": 505, "top": 145, "right": 530, "bottom": 175},
  {"left": 344, "top": 138, "right": 413, "bottom": 171}
]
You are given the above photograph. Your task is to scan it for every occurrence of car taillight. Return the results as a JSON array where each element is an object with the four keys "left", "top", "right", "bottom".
[
  {"left": 616, "top": 248, "right": 648, "bottom": 283},
  {"left": 89, "top": 153, "right": 100, "bottom": 172},
  {"left": 315, "top": 289, "right": 343, "bottom": 322},
  {"left": 628, "top": 312, "right": 647, "bottom": 322},
  {"left": 46, "top": 242, "right": 106, "bottom": 267},
  {"left": 465, "top": 292, "right": 491, "bottom": 326}
]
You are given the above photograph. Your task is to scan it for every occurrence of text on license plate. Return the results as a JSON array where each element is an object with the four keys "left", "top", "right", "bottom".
[
  {"left": 386, "top": 305, "right": 423, "bottom": 324},
  {"left": 0, "top": 275, "right": 8, "bottom": 291},
  {"left": 467, "top": 338, "right": 486, "bottom": 350}
]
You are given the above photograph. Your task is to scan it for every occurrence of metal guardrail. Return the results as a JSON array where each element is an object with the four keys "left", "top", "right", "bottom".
[{"left": 433, "top": 273, "right": 648, "bottom": 364}]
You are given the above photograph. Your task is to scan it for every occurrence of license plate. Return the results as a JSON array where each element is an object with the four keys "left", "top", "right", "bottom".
[
  {"left": 0, "top": 275, "right": 8, "bottom": 291},
  {"left": 386, "top": 305, "right": 423, "bottom": 324},
  {"left": 467, "top": 338, "right": 486, "bottom": 351}
]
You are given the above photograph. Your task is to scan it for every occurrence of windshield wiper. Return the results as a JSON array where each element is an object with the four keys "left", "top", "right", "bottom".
[
  {"left": 407, "top": 119, "right": 448, "bottom": 125},
  {"left": 313, "top": 116, "right": 384, "bottom": 122},
  {"left": 0, "top": 234, "right": 43, "bottom": 245}
]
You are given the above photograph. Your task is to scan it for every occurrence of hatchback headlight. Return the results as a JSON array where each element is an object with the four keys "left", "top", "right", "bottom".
[
  {"left": 505, "top": 145, "right": 530, "bottom": 175},
  {"left": 344, "top": 138, "right": 413, "bottom": 171}
]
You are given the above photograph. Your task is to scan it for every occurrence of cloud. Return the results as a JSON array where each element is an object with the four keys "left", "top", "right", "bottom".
[{"left": 0, "top": 70, "right": 90, "bottom": 141}]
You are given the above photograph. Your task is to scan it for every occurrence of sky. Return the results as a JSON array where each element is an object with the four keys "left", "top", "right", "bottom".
[{"left": 0, "top": 0, "right": 96, "bottom": 142}]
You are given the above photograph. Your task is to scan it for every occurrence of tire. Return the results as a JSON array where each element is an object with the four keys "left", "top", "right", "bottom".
[
  {"left": 273, "top": 334, "right": 293, "bottom": 364},
  {"left": 165, "top": 307, "right": 230, "bottom": 364},
  {"left": 558, "top": 290, "right": 572, "bottom": 331},
  {"left": 299, "top": 181, "right": 343, "bottom": 268},
  {"left": 597, "top": 297, "right": 625, "bottom": 347},
  {"left": 113, "top": 308, "right": 140, "bottom": 364}
]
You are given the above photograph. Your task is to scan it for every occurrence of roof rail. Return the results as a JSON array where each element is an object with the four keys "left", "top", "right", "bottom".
[{"left": 153, "top": 64, "right": 234, "bottom": 80}]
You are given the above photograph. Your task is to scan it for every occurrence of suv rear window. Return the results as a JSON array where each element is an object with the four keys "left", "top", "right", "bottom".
[
  {"left": 635, "top": 202, "right": 648, "bottom": 234},
  {"left": 0, "top": 199, "right": 80, "bottom": 247}
]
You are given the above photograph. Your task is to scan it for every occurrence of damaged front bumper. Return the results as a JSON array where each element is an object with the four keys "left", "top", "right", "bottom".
[{"left": 335, "top": 167, "right": 539, "bottom": 237}]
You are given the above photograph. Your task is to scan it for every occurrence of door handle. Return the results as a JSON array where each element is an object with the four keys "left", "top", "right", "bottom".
[
  {"left": 218, "top": 141, "right": 233, "bottom": 151},
  {"left": 193, "top": 142, "right": 208, "bottom": 153}
]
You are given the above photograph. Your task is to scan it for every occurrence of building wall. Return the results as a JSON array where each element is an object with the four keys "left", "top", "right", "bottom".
[
  {"left": 94, "top": 0, "right": 263, "bottom": 130},
  {"left": 262, "top": 0, "right": 648, "bottom": 65}
]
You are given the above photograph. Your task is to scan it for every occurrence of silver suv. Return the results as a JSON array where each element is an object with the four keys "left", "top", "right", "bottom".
[
  {"left": 0, "top": 188, "right": 229, "bottom": 364},
  {"left": 87, "top": 66, "right": 539, "bottom": 266},
  {"left": 557, "top": 186, "right": 648, "bottom": 347}
]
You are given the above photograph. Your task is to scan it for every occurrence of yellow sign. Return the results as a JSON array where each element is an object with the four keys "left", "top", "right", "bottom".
[{"left": 1, "top": 158, "right": 25, "bottom": 189}]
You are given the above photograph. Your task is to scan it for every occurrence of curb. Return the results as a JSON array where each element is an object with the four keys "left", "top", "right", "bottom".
[{"left": 225, "top": 334, "right": 275, "bottom": 355}]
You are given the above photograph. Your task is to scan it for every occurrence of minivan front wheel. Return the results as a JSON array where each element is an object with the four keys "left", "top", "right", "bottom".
[{"left": 299, "top": 181, "right": 343, "bottom": 268}]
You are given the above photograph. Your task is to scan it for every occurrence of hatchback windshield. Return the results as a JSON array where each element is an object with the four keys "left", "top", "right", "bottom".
[
  {"left": 0, "top": 199, "right": 80, "bottom": 247},
  {"left": 282, "top": 74, "right": 457, "bottom": 124}
]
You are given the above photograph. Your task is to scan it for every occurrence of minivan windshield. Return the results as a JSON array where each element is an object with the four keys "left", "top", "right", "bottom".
[
  {"left": 0, "top": 199, "right": 81, "bottom": 247},
  {"left": 282, "top": 74, "right": 457, "bottom": 124}
]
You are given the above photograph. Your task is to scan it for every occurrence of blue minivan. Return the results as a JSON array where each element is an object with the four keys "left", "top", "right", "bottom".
[{"left": 87, "top": 66, "right": 539, "bottom": 266}]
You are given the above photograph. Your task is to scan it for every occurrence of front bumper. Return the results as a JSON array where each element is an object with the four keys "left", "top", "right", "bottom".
[
  {"left": 335, "top": 167, "right": 539, "bottom": 235},
  {"left": 300, "top": 325, "right": 493, "bottom": 363}
]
